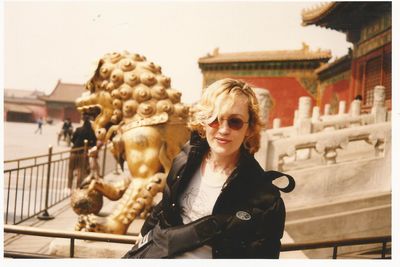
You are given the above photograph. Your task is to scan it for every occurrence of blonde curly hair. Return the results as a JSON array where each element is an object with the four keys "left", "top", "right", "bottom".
[{"left": 188, "top": 78, "right": 263, "bottom": 154}]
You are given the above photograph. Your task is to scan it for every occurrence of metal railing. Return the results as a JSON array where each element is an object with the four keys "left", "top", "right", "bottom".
[
  {"left": 3, "top": 224, "right": 391, "bottom": 259},
  {"left": 3, "top": 141, "right": 114, "bottom": 225},
  {"left": 4, "top": 224, "right": 138, "bottom": 258},
  {"left": 281, "top": 235, "right": 391, "bottom": 259}
]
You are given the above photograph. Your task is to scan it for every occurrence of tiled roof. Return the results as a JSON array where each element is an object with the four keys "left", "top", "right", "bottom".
[
  {"left": 301, "top": 2, "right": 337, "bottom": 26},
  {"left": 40, "top": 80, "right": 85, "bottom": 103},
  {"left": 315, "top": 54, "right": 351, "bottom": 81},
  {"left": 4, "top": 103, "right": 33, "bottom": 114},
  {"left": 315, "top": 54, "right": 351, "bottom": 74},
  {"left": 198, "top": 44, "right": 331, "bottom": 64},
  {"left": 4, "top": 97, "right": 45, "bottom": 106},
  {"left": 4, "top": 89, "right": 45, "bottom": 99},
  {"left": 301, "top": 2, "right": 391, "bottom": 32}
]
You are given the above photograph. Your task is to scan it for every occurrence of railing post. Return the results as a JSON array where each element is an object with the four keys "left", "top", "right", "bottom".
[
  {"left": 332, "top": 246, "right": 338, "bottom": 259},
  {"left": 70, "top": 238, "right": 75, "bottom": 258},
  {"left": 38, "top": 145, "right": 54, "bottom": 220},
  {"left": 381, "top": 241, "right": 387, "bottom": 259}
]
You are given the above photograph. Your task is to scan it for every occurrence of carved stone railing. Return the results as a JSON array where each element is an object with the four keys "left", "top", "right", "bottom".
[
  {"left": 311, "top": 114, "right": 374, "bottom": 132},
  {"left": 265, "top": 122, "right": 390, "bottom": 171},
  {"left": 256, "top": 85, "right": 391, "bottom": 171},
  {"left": 265, "top": 85, "right": 389, "bottom": 140}
]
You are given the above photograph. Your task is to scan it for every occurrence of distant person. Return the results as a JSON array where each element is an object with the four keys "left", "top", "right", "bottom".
[
  {"left": 67, "top": 114, "right": 97, "bottom": 190},
  {"left": 58, "top": 118, "right": 73, "bottom": 145},
  {"left": 62, "top": 118, "right": 73, "bottom": 139},
  {"left": 34, "top": 117, "right": 43, "bottom": 134}
]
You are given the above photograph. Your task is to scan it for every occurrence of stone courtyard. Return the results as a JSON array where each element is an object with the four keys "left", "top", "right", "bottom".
[{"left": 4, "top": 121, "right": 79, "bottom": 161}]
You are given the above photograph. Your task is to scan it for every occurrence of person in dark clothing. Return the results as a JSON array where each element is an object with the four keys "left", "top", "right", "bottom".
[
  {"left": 58, "top": 118, "right": 73, "bottom": 145},
  {"left": 62, "top": 118, "right": 73, "bottom": 138},
  {"left": 68, "top": 114, "right": 97, "bottom": 190},
  {"left": 34, "top": 117, "right": 43, "bottom": 134},
  {"left": 71, "top": 117, "right": 96, "bottom": 148},
  {"left": 123, "top": 78, "right": 295, "bottom": 259}
]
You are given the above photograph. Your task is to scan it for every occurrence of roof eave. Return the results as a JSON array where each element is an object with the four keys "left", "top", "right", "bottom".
[
  {"left": 199, "top": 57, "right": 331, "bottom": 65},
  {"left": 301, "top": 2, "right": 338, "bottom": 26}
]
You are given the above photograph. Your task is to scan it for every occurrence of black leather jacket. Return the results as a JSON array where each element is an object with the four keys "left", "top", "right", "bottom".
[{"left": 141, "top": 135, "right": 294, "bottom": 258}]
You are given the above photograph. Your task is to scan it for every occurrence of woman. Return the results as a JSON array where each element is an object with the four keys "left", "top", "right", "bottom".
[{"left": 123, "top": 78, "right": 295, "bottom": 259}]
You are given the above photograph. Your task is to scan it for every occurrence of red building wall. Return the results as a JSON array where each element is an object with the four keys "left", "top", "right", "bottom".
[
  {"left": 320, "top": 78, "right": 351, "bottom": 114},
  {"left": 46, "top": 103, "right": 81, "bottom": 123},
  {"left": 234, "top": 76, "right": 316, "bottom": 128},
  {"left": 350, "top": 43, "right": 391, "bottom": 110}
]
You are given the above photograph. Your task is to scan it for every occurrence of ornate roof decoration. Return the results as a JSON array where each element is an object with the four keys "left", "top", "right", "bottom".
[
  {"left": 198, "top": 43, "right": 331, "bottom": 65},
  {"left": 301, "top": 2, "right": 391, "bottom": 33},
  {"left": 301, "top": 2, "right": 336, "bottom": 26}
]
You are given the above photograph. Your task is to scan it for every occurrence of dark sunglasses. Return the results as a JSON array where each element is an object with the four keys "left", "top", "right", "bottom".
[{"left": 208, "top": 117, "right": 248, "bottom": 130}]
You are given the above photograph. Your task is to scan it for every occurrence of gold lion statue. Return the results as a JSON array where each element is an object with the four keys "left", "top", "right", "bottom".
[{"left": 73, "top": 51, "right": 190, "bottom": 234}]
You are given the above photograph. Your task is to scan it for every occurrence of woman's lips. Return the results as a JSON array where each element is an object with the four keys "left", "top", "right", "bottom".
[{"left": 215, "top": 137, "right": 231, "bottom": 144}]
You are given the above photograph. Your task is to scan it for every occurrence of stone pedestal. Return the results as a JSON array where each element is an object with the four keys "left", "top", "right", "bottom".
[
  {"left": 371, "top": 85, "right": 387, "bottom": 123},
  {"left": 338, "top": 100, "right": 346, "bottom": 115},
  {"left": 296, "top": 97, "right": 312, "bottom": 160},
  {"left": 296, "top": 97, "right": 312, "bottom": 134},
  {"left": 350, "top": 99, "right": 361, "bottom": 117},
  {"left": 324, "top": 104, "right": 331, "bottom": 116},
  {"left": 311, "top": 106, "right": 320, "bottom": 123},
  {"left": 272, "top": 118, "right": 281, "bottom": 129},
  {"left": 254, "top": 87, "right": 272, "bottom": 128}
]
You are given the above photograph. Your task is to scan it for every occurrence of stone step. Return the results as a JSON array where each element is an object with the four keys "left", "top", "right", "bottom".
[{"left": 284, "top": 193, "right": 391, "bottom": 259}]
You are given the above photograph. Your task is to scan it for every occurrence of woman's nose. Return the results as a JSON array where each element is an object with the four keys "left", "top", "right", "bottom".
[{"left": 218, "top": 120, "right": 230, "bottom": 134}]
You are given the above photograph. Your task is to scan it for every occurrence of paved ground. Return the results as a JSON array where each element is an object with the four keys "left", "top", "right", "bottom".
[{"left": 4, "top": 121, "right": 80, "bottom": 161}]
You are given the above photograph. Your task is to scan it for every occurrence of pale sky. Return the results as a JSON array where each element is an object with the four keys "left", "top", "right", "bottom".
[{"left": 4, "top": 1, "right": 352, "bottom": 104}]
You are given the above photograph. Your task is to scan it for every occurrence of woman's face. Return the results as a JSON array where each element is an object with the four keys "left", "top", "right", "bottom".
[{"left": 204, "top": 93, "right": 250, "bottom": 159}]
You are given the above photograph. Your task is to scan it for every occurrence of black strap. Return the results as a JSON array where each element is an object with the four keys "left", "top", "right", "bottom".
[{"left": 265, "top": 170, "right": 295, "bottom": 193}]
